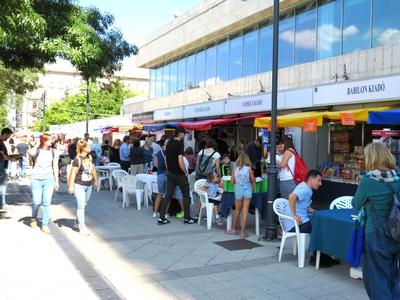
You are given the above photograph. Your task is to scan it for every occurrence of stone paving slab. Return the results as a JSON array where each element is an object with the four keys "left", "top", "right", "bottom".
[
  {"left": 0, "top": 181, "right": 98, "bottom": 300},
  {"left": 46, "top": 184, "right": 368, "bottom": 300}
]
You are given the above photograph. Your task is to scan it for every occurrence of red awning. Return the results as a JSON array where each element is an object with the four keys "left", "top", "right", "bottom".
[{"left": 177, "top": 114, "right": 266, "bottom": 131}]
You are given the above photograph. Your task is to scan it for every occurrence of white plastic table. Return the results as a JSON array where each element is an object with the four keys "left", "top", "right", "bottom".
[{"left": 136, "top": 173, "right": 158, "bottom": 202}]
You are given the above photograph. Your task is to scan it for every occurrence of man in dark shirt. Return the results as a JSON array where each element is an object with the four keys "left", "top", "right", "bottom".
[
  {"left": 158, "top": 127, "right": 195, "bottom": 225},
  {"left": 245, "top": 136, "right": 263, "bottom": 177},
  {"left": 216, "top": 132, "right": 229, "bottom": 156}
]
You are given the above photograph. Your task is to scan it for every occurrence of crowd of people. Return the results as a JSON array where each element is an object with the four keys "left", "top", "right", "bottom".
[{"left": 0, "top": 126, "right": 398, "bottom": 299}]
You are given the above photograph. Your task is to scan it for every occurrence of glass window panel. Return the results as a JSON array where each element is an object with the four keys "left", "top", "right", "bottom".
[
  {"left": 205, "top": 46, "right": 217, "bottom": 86},
  {"left": 342, "top": 0, "right": 371, "bottom": 54},
  {"left": 279, "top": 14, "right": 295, "bottom": 68},
  {"left": 317, "top": 0, "right": 342, "bottom": 59},
  {"left": 177, "top": 58, "right": 186, "bottom": 92},
  {"left": 216, "top": 40, "right": 229, "bottom": 82},
  {"left": 169, "top": 61, "right": 178, "bottom": 94},
  {"left": 155, "top": 67, "right": 162, "bottom": 97},
  {"left": 195, "top": 50, "right": 206, "bottom": 88},
  {"left": 186, "top": 54, "right": 196, "bottom": 89},
  {"left": 295, "top": 4, "right": 317, "bottom": 64},
  {"left": 372, "top": 0, "right": 400, "bottom": 47},
  {"left": 243, "top": 29, "right": 258, "bottom": 76},
  {"left": 229, "top": 35, "right": 243, "bottom": 80},
  {"left": 149, "top": 69, "right": 155, "bottom": 98},
  {"left": 161, "top": 64, "right": 170, "bottom": 96},
  {"left": 258, "top": 24, "right": 273, "bottom": 73}
]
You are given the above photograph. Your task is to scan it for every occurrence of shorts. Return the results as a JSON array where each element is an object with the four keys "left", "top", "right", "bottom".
[
  {"left": 157, "top": 173, "right": 166, "bottom": 195},
  {"left": 235, "top": 185, "right": 252, "bottom": 200},
  {"left": 174, "top": 186, "right": 183, "bottom": 200}
]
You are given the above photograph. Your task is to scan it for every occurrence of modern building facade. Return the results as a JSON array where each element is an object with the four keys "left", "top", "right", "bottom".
[{"left": 129, "top": 0, "right": 400, "bottom": 168}]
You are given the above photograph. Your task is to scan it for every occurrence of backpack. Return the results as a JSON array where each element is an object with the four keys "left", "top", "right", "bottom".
[
  {"left": 382, "top": 184, "right": 400, "bottom": 242},
  {"left": 196, "top": 151, "right": 216, "bottom": 177},
  {"left": 287, "top": 148, "right": 308, "bottom": 185},
  {"left": 34, "top": 148, "right": 55, "bottom": 167}
]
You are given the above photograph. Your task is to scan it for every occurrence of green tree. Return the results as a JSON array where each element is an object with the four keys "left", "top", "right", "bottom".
[{"left": 34, "top": 81, "right": 135, "bottom": 131}]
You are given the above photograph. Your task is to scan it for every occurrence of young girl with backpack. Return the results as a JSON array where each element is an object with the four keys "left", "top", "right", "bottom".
[
  {"left": 225, "top": 153, "right": 255, "bottom": 238},
  {"left": 68, "top": 139, "right": 98, "bottom": 235}
]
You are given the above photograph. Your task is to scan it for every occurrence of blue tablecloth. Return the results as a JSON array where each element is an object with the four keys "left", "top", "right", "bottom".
[
  {"left": 220, "top": 192, "right": 266, "bottom": 218},
  {"left": 309, "top": 209, "right": 358, "bottom": 261}
]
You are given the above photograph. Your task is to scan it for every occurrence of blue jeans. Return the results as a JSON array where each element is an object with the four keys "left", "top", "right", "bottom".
[
  {"left": 363, "top": 229, "right": 400, "bottom": 300},
  {"left": 19, "top": 157, "right": 26, "bottom": 177},
  {"left": 74, "top": 184, "right": 92, "bottom": 228},
  {"left": 31, "top": 178, "right": 55, "bottom": 226}
]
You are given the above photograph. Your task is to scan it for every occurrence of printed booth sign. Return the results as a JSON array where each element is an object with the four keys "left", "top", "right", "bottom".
[
  {"left": 340, "top": 112, "right": 355, "bottom": 125},
  {"left": 304, "top": 118, "right": 317, "bottom": 132}
]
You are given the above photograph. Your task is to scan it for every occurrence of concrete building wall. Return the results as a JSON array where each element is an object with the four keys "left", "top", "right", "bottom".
[{"left": 126, "top": 42, "right": 400, "bottom": 115}]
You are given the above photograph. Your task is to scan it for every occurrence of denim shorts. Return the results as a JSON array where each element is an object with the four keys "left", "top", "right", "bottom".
[
  {"left": 235, "top": 184, "right": 252, "bottom": 200},
  {"left": 157, "top": 173, "right": 166, "bottom": 195}
]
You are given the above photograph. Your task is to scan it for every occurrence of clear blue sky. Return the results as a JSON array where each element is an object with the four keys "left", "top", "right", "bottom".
[{"left": 78, "top": 0, "right": 202, "bottom": 47}]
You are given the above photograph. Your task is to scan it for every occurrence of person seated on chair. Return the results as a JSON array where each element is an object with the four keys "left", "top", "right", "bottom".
[
  {"left": 201, "top": 173, "right": 223, "bottom": 226},
  {"left": 286, "top": 169, "right": 339, "bottom": 267}
]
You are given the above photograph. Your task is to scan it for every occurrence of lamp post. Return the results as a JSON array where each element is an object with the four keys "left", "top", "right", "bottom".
[
  {"left": 264, "top": 0, "right": 280, "bottom": 240},
  {"left": 85, "top": 78, "right": 90, "bottom": 134}
]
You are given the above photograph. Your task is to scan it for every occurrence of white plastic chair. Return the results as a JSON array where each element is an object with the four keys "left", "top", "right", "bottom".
[
  {"left": 273, "top": 198, "right": 310, "bottom": 268},
  {"left": 121, "top": 175, "right": 145, "bottom": 210},
  {"left": 107, "top": 162, "right": 121, "bottom": 168},
  {"left": 194, "top": 179, "right": 216, "bottom": 229},
  {"left": 112, "top": 170, "right": 129, "bottom": 202},
  {"left": 97, "top": 169, "right": 110, "bottom": 192},
  {"left": 329, "top": 196, "right": 353, "bottom": 210}
]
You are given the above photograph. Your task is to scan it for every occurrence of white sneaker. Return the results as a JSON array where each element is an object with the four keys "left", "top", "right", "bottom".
[
  {"left": 152, "top": 212, "right": 160, "bottom": 218},
  {"left": 79, "top": 225, "right": 90, "bottom": 236},
  {"left": 350, "top": 267, "right": 363, "bottom": 279}
]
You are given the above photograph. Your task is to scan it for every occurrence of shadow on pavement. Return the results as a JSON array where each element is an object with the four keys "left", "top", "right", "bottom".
[{"left": 54, "top": 218, "right": 78, "bottom": 232}]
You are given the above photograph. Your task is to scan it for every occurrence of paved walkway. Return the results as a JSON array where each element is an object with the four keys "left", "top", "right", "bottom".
[
  {"left": 0, "top": 179, "right": 98, "bottom": 300},
  {"left": 52, "top": 183, "right": 367, "bottom": 300},
  {"left": 1, "top": 179, "right": 368, "bottom": 300}
]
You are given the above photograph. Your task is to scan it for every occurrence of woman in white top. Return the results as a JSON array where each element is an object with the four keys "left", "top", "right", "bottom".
[
  {"left": 276, "top": 138, "right": 296, "bottom": 199},
  {"left": 28, "top": 133, "right": 59, "bottom": 234}
]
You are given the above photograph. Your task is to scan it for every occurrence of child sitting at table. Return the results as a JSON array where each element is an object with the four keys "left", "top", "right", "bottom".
[
  {"left": 201, "top": 173, "right": 223, "bottom": 225},
  {"left": 225, "top": 153, "right": 255, "bottom": 238}
]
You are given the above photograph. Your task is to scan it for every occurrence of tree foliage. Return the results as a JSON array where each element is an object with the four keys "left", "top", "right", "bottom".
[
  {"left": 0, "top": 0, "right": 138, "bottom": 78},
  {"left": 1, "top": 0, "right": 138, "bottom": 128},
  {"left": 34, "top": 81, "right": 135, "bottom": 131}
]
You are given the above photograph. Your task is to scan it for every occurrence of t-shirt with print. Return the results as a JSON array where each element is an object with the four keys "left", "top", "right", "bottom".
[
  {"left": 283, "top": 182, "right": 313, "bottom": 231},
  {"left": 73, "top": 155, "right": 94, "bottom": 186},
  {"left": 166, "top": 139, "right": 185, "bottom": 176}
]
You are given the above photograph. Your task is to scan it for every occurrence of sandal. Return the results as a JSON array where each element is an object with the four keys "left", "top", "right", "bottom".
[
  {"left": 240, "top": 231, "right": 249, "bottom": 238},
  {"left": 224, "top": 229, "right": 237, "bottom": 235}
]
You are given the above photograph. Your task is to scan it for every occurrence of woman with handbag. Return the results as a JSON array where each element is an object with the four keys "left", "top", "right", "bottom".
[
  {"left": 352, "top": 142, "right": 400, "bottom": 300},
  {"left": 68, "top": 139, "right": 98, "bottom": 235}
]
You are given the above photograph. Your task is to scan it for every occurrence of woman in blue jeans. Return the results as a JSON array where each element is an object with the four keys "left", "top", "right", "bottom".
[
  {"left": 352, "top": 142, "right": 400, "bottom": 300},
  {"left": 68, "top": 139, "right": 97, "bottom": 235},
  {"left": 28, "top": 133, "right": 59, "bottom": 234}
]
